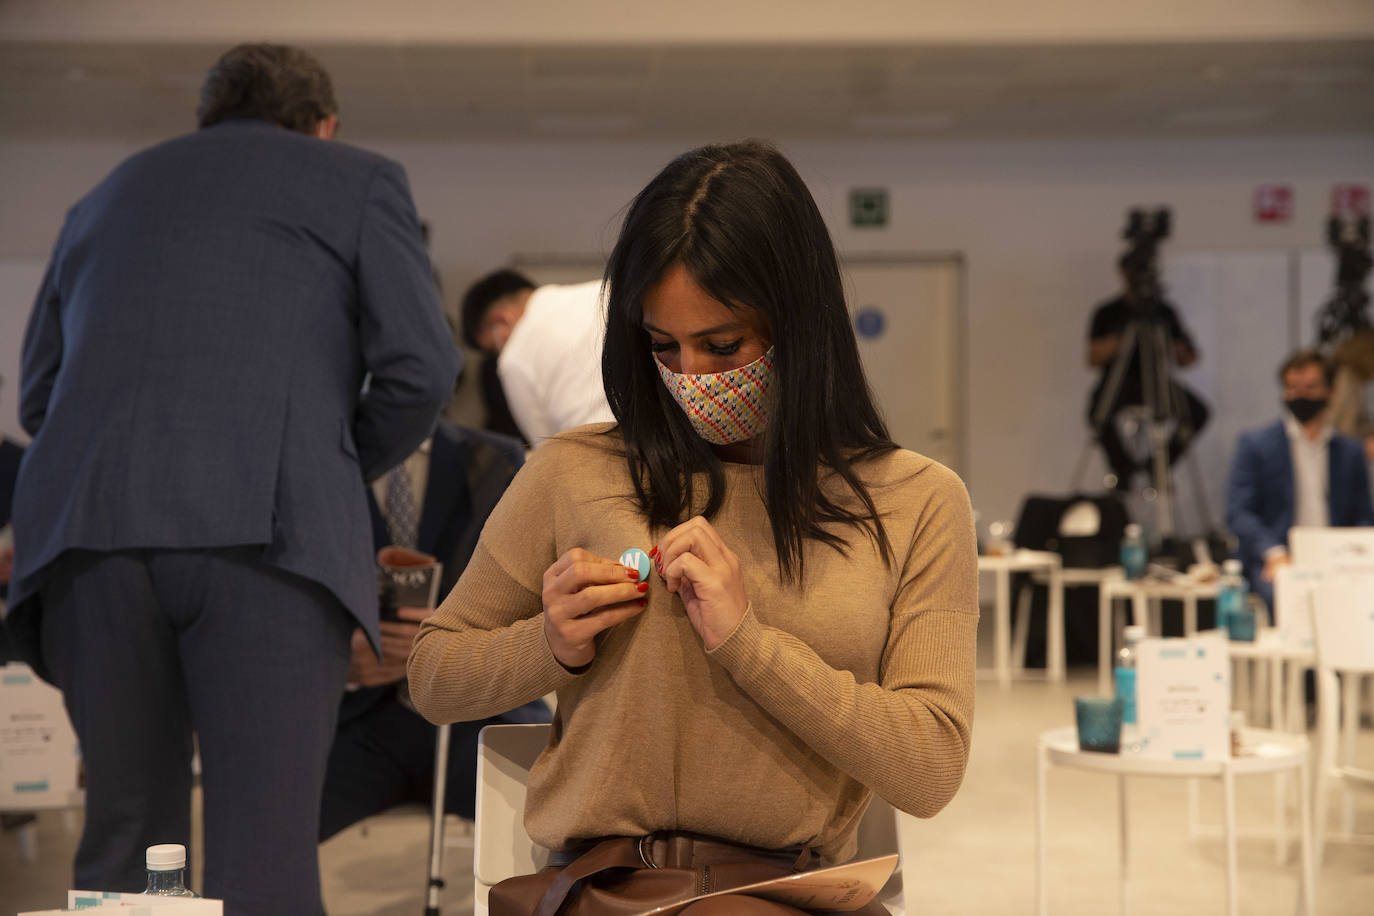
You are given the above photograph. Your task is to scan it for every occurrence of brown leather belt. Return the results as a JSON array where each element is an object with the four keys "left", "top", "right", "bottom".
[{"left": 548, "top": 831, "right": 813, "bottom": 871}]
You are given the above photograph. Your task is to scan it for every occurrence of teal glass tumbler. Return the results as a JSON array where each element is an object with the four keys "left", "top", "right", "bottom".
[
  {"left": 1226, "top": 605, "right": 1257, "bottom": 642},
  {"left": 1075, "top": 696, "right": 1124, "bottom": 754}
]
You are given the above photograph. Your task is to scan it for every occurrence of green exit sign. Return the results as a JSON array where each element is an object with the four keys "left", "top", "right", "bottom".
[{"left": 849, "top": 188, "right": 889, "bottom": 228}]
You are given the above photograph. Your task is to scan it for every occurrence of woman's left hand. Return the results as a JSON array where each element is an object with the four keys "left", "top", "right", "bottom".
[{"left": 654, "top": 516, "right": 749, "bottom": 651}]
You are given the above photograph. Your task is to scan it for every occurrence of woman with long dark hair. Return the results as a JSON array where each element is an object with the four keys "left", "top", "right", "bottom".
[{"left": 409, "top": 141, "right": 977, "bottom": 915}]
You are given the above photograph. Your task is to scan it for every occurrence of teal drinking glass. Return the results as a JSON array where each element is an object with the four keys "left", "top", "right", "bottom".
[{"left": 1075, "top": 696, "right": 1124, "bottom": 753}]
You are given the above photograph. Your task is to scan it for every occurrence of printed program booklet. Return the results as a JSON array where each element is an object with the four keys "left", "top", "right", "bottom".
[{"left": 376, "top": 546, "right": 442, "bottom": 620}]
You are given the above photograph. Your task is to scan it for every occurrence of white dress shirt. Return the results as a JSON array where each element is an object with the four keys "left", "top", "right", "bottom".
[
  {"left": 1284, "top": 413, "right": 1333, "bottom": 529},
  {"left": 497, "top": 280, "right": 615, "bottom": 447}
]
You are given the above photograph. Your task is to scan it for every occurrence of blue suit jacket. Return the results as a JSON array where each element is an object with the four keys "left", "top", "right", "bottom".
[
  {"left": 1226, "top": 418, "right": 1374, "bottom": 589},
  {"left": 343, "top": 420, "right": 525, "bottom": 725},
  {"left": 8, "top": 119, "right": 460, "bottom": 675}
]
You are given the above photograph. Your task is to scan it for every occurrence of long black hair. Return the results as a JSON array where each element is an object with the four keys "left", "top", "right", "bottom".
[{"left": 602, "top": 140, "right": 899, "bottom": 582}]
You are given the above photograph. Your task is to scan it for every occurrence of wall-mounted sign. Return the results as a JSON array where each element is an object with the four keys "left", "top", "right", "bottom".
[
  {"left": 1254, "top": 184, "right": 1293, "bottom": 224},
  {"left": 1331, "top": 183, "right": 1371, "bottom": 217},
  {"left": 849, "top": 188, "right": 889, "bottom": 228},
  {"left": 854, "top": 307, "right": 886, "bottom": 339}
]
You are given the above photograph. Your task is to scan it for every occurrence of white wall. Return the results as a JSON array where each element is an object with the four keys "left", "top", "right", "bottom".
[
  {"left": 3, "top": 133, "right": 1372, "bottom": 529},
  {"left": 5, "top": 0, "right": 1371, "bottom": 42}
]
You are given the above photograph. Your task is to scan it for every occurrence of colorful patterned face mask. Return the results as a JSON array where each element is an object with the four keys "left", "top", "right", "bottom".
[{"left": 654, "top": 347, "right": 775, "bottom": 445}]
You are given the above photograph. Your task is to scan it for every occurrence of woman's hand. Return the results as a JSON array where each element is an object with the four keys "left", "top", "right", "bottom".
[
  {"left": 655, "top": 516, "right": 749, "bottom": 651},
  {"left": 543, "top": 548, "right": 648, "bottom": 669}
]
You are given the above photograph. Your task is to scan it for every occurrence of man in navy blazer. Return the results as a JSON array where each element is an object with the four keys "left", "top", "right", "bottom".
[
  {"left": 319, "top": 420, "right": 549, "bottom": 840},
  {"left": 7, "top": 45, "right": 458, "bottom": 913},
  {"left": 1227, "top": 349, "right": 1374, "bottom": 611}
]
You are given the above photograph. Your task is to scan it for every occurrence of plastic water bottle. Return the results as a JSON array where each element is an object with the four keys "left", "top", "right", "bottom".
[
  {"left": 1218, "top": 559, "right": 1254, "bottom": 641},
  {"left": 1115, "top": 625, "right": 1145, "bottom": 725},
  {"left": 143, "top": 844, "right": 197, "bottom": 897},
  {"left": 1120, "top": 523, "right": 1148, "bottom": 580}
]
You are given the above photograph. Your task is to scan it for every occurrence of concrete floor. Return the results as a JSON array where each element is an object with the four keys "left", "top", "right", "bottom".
[{"left": 4, "top": 613, "right": 1372, "bottom": 915}]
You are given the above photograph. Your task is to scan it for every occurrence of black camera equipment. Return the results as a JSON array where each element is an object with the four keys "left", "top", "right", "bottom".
[
  {"left": 1074, "top": 207, "right": 1214, "bottom": 538},
  {"left": 1315, "top": 214, "right": 1373, "bottom": 346}
]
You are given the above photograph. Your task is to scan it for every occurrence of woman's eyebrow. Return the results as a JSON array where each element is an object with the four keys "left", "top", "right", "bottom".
[{"left": 641, "top": 320, "right": 745, "bottom": 338}]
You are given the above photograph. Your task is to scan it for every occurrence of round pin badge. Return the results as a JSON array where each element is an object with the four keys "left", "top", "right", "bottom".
[{"left": 619, "top": 548, "right": 652, "bottom": 583}]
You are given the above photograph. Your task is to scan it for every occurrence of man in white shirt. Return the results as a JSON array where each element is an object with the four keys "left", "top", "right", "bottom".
[
  {"left": 459, "top": 269, "right": 614, "bottom": 446},
  {"left": 1226, "top": 349, "right": 1374, "bottom": 612}
]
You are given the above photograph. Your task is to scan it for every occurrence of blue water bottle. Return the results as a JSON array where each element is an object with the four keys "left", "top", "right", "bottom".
[
  {"left": 1114, "top": 625, "right": 1145, "bottom": 725},
  {"left": 1120, "top": 523, "right": 1147, "bottom": 580},
  {"left": 1218, "top": 559, "right": 1255, "bottom": 641}
]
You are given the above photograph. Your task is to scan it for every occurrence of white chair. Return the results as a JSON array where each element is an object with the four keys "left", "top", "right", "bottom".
[
  {"left": 473, "top": 722, "right": 912, "bottom": 915},
  {"left": 473, "top": 722, "right": 552, "bottom": 916},
  {"left": 1311, "top": 574, "right": 1374, "bottom": 871}
]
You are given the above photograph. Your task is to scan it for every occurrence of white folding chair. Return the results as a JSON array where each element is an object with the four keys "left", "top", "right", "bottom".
[
  {"left": 1311, "top": 574, "right": 1374, "bottom": 871},
  {"left": 473, "top": 723, "right": 553, "bottom": 916},
  {"left": 473, "top": 722, "right": 913, "bottom": 915}
]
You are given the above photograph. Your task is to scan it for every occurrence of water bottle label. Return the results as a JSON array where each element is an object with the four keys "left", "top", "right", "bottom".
[{"left": 1114, "top": 667, "right": 1137, "bottom": 724}]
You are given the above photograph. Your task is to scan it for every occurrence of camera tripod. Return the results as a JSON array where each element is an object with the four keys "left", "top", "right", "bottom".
[{"left": 1072, "top": 306, "right": 1214, "bottom": 539}]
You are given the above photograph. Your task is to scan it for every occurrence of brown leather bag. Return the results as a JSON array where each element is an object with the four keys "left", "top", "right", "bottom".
[{"left": 488, "top": 833, "right": 808, "bottom": 916}]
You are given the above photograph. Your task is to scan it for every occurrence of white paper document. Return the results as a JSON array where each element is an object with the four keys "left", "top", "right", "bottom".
[{"left": 1133, "top": 634, "right": 1230, "bottom": 760}]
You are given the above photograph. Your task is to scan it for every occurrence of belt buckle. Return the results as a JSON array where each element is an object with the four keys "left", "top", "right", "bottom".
[{"left": 637, "top": 834, "right": 659, "bottom": 869}]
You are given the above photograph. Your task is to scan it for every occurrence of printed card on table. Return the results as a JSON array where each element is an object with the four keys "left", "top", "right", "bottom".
[
  {"left": 17, "top": 891, "right": 222, "bottom": 914},
  {"left": 1, "top": 663, "right": 81, "bottom": 809},
  {"left": 1133, "top": 634, "right": 1230, "bottom": 761},
  {"left": 1274, "top": 565, "right": 1322, "bottom": 650}
]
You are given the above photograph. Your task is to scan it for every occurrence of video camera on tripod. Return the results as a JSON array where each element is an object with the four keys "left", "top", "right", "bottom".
[
  {"left": 1120, "top": 207, "right": 1171, "bottom": 308},
  {"left": 1075, "top": 206, "right": 1214, "bottom": 539},
  {"left": 1316, "top": 213, "right": 1373, "bottom": 346}
]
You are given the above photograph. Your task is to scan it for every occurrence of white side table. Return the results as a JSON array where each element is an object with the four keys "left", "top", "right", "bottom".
[
  {"left": 1036, "top": 726, "right": 1314, "bottom": 916},
  {"left": 977, "top": 550, "right": 1064, "bottom": 687},
  {"left": 1097, "top": 575, "right": 1220, "bottom": 694}
]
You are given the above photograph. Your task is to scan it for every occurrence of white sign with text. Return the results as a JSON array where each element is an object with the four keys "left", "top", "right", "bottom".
[{"left": 1133, "top": 634, "right": 1230, "bottom": 761}]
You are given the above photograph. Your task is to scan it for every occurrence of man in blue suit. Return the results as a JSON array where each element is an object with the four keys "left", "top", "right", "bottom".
[
  {"left": 6, "top": 44, "right": 458, "bottom": 913},
  {"left": 1227, "top": 349, "right": 1374, "bottom": 612},
  {"left": 319, "top": 420, "right": 549, "bottom": 840}
]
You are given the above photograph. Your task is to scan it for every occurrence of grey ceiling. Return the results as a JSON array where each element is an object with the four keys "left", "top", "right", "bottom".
[{"left": 2, "top": 38, "right": 1372, "bottom": 142}]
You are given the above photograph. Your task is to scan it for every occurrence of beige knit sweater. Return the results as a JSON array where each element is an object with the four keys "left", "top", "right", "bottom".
[{"left": 408, "top": 424, "right": 978, "bottom": 863}]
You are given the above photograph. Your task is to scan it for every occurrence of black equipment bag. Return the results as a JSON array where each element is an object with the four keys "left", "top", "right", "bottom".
[{"left": 1012, "top": 492, "right": 1129, "bottom": 568}]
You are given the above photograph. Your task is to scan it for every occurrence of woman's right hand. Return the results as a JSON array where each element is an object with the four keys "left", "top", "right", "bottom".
[{"left": 542, "top": 548, "right": 649, "bottom": 669}]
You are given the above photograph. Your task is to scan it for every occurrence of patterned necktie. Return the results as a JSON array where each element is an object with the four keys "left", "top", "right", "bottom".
[{"left": 384, "top": 463, "right": 419, "bottom": 549}]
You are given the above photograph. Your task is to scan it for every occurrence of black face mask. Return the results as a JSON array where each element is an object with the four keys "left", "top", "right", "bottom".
[{"left": 1285, "top": 397, "right": 1328, "bottom": 424}]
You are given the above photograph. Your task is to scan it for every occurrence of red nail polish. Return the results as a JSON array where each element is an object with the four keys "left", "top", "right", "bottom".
[
  {"left": 638, "top": 597, "right": 647, "bottom": 606},
  {"left": 627, "top": 568, "right": 639, "bottom": 578},
  {"left": 649, "top": 546, "right": 659, "bottom": 558},
  {"left": 636, "top": 581, "right": 649, "bottom": 593}
]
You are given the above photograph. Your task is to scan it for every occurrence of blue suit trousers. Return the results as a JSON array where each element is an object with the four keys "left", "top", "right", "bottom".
[{"left": 39, "top": 548, "right": 353, "bottom": 915}]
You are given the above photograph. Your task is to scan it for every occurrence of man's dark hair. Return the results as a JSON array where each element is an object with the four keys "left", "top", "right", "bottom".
[
  {"left": 459, "top": 269, "right": 536, "bottom": 351},
  {"left": 602, "top": 140, "right": 899, "bottom": 583},
  {"left": 197, "top": 43, "right": 338, "bottom": 134},
  {"left": 1279, "top": 349, "right": 1335, "bottom": 387}
]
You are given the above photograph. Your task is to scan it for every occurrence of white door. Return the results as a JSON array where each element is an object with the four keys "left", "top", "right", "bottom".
[{"left": 842, "top": 258, "right": 964, "bottom": 472}]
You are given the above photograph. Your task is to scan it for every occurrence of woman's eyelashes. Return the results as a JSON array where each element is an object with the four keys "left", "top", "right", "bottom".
[{"left": 647, "top": 338, "right": 744, "bottom": 357}]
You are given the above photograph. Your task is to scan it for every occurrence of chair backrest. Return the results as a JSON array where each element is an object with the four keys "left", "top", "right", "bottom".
[
  {"left": 854, "top": 797, "right": 906, "bottom": 916},
  {"left": 474, "top": 722, "right": 553, "bottom": 910},
  {"left": 1312, "top": 572, "right": 1374, "bottom": 675}
]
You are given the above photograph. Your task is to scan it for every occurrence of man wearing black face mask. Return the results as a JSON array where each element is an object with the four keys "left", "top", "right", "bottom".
[{"left": 1226, "top": 349, "right": 1374, "bottom": 612}]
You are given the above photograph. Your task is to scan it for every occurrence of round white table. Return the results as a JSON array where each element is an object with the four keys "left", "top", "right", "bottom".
[{"left": 1036, "top": 726, "right": 1314, "bottom": 916}]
